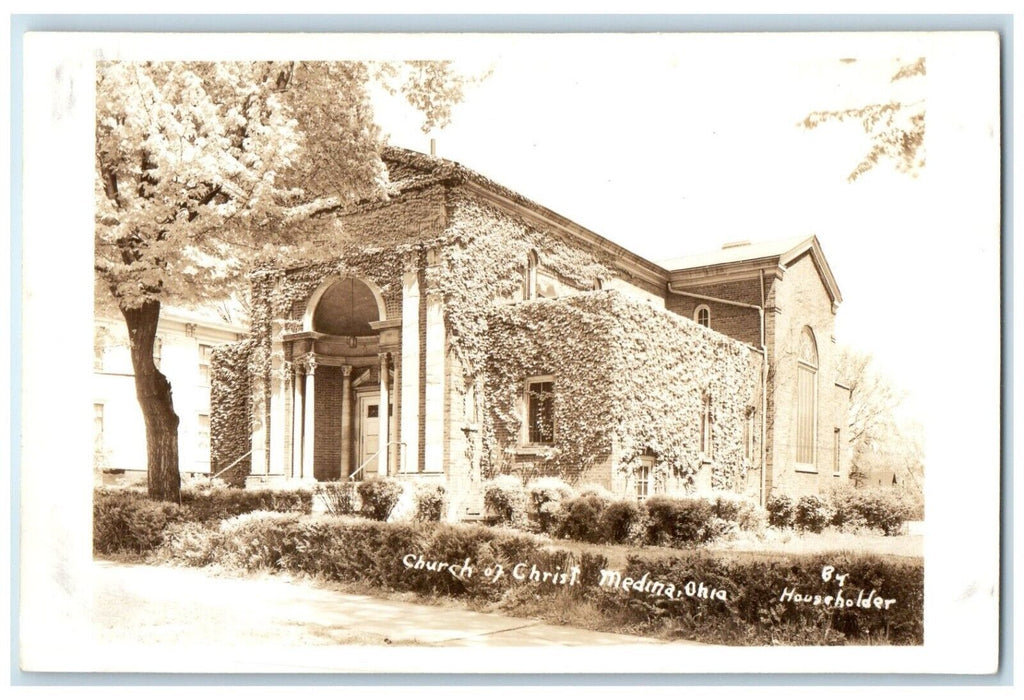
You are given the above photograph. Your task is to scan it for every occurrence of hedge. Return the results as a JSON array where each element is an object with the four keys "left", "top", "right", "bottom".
[{"left": 156, "top": 512, "right": 923, "bottom": 645}]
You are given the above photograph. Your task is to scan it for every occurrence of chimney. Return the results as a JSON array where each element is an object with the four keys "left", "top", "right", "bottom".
[{"left": 430, "top": 138, "right": 436, "bottom": 156}]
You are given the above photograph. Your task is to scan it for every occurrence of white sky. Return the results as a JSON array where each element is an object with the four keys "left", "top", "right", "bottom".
[{"left": 369, "top": 33, "right": 1001, "bottom": 448}]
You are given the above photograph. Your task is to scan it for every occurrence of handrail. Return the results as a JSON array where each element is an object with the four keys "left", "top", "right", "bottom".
[
  {"left": 348, "top": 441, "right": 406, "bottom": 481},
  {"left": 211, "top": 450, "right": 252, "bottom": 480}
]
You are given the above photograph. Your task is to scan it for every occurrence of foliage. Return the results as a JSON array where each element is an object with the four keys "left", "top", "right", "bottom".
[
  {"left": 484, "top": 291, "right": 758, "bottom": 487},
  {"left": 526, "top": 477, "right": 575, "bottom": 533},
  {"left": 829, "top": 486, "right": 911, "bottom": 536},
  {"left": 179, "top": 484, "right": 312, "bottom": 522},
  {"left": 94, "top": 61, "right": 471, "bottom": 499},
  {"left": 712, "top": 493, "right": 767, "bottom": 533},
  {"left": 794, "top": 495, "right": 833, "bottom": 533},
  {"left": 156, "top": 511, "right": 923, "bottom": 645},
  {"left": 357, "top": 478, "right": 405, "bottom": 521},
  {"left": 598, "top": 499, "right": 650, "bottom": 546},
  {"left": 93, "top": 489, "right": 184, "bottom": 554},
  {"left": 315, "top": 481, "right": 361, "bottom": 516},
  {"left": 801, "top": 57, "right": 926, "bottom": 182},
  {"left": 554, "top": 494, "right": 611, "bottom": 544},
  {"left": 766, "top": 494, "right": 796, "bottom": 528},
  {"left": 413, "top": 482, "right": 448, "bottom": 522},
  {"left": 643, "top": 496, "right": 719, "bottom": 547},
  {"left": 210, "top": 340, "right": 254, "bottom": 487},
  {"left": 483, "top": 475, "right": 530, "bottom": 528}
]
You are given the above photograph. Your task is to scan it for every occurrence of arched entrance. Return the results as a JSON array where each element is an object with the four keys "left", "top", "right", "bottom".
[{"left": 285, "top": 277, "right": 399, "bottom": 482}]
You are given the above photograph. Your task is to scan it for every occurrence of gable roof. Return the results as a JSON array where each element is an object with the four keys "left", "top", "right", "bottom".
[{"left": 661, "top": 235, "right": 843, "bottom": 307}]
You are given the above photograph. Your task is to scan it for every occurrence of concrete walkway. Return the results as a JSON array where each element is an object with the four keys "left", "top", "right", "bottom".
[{"left": 75, "top": 560, "right": 689, "bottom": 672}]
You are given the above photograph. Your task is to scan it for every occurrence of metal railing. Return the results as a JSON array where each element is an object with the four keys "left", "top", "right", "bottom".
[
  {"left": 348, "top": 441, "right": 406, "bottom": 481},
  {"left": 211, "top": 449, "right": 252, "bottom": 480}
]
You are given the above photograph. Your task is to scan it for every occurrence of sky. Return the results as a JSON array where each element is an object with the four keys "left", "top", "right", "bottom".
[{"left": 367, "top": 33, "right": 1001, "bottom": 451}]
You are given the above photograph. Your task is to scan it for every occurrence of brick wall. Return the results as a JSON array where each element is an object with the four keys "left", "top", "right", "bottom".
[
  {"left": 765, "top": 252, "right": 843, "bottom": 498},
  {"left": 312, "top": 365, "right": 344, "bottom": 480},
  {"left": 665, "top": 277, "right": 768, "bottom": 348}
]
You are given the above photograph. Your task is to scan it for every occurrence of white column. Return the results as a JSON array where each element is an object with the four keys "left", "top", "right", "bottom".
[
  {"left": 378, "top": 353, "right": 391, "bottom": 477},
  {"left": 389, "top": 357, "right": 401, "bottom": 474},
  {"left": 301, "top": 354, "right": 317, "bottom": 480},
  {"left": 400, "top": 267, "right": 420, "bottom": 472},
  {"left": 251, "top": 383, "right": 267, "bottom": 475},
  {"left": 268, "top": 357, "right": 287, "bottom": 477},
  {"left": 424, "top": 291, "right": 445, "bottom": 472},
  {"left": 340, "top": 365, "right": 353, "bottom": 479},
  {"left": 291, "top": 364, "right": 302, "bottom": 478}
]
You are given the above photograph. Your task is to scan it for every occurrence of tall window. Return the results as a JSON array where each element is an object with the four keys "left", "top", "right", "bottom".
[
  {"left": 744, "top": 409, "right": 755, "bottom": 460},
  {"left": 524, "top": 251, "right": 539, "bottom": 300},
  {"left": 795, "top": 327, "right": 818, "bottom": 468},
  {"left": 635, "top": 463, "right": 651, "bottom": 501},
  {"left": 700, "top": 394, "right": 714, "bottom": 460},
  {"left": 525, "top": 376, "right": 555, "bottom": 444},
  {"left": 833, "top": 428, "right": 841, "bottom": 476},
  {"left": 93, "top": 403, "right": 105, "bottom": 452},
  {"left": 153, "top": 336, "right": 163, "bottom": 370},
  {"left": 197, "top": 413, "right": 210, "bottom": 459},
  {"left": 694, "top": 304, "right": 711, "bottom": 328},
  {"left": 198, "top": 343, "right": 213, "bottom": 385}
]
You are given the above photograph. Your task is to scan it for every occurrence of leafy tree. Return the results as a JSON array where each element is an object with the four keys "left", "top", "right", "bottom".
[
  {"left": 801, "top": 57, "right": 926, "bottom": 182},
  {"left": 95, "top": 60, "right": 469, "bottom": 501},
  {"left": 836, "top": 345, "right": 924, "bottom": 503}
]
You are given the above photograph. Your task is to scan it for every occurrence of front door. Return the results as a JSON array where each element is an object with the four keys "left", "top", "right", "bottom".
[{"left": 357, "top": 393, "right": 381, "bottom": 478}]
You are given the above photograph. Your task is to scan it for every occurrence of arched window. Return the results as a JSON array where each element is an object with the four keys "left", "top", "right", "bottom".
[
  {"left": 694, "top": 304, "right": 711, "bottom": 328},
  {"left": 795, "top": 326, "right": 818, "bottom": 468},
  {"left": 524, "top": 250, "right": 539, "bottom": 300}
]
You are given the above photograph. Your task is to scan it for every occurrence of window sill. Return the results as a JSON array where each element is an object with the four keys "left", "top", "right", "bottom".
[
  {"left": 515, "top": 445, "right": 555, "bottom": 456},
  {"left": 794, "top": 465, "right": 819, "bottom": 474}
]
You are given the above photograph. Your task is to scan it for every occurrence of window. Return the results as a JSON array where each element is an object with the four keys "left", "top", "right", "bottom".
[
  {"left": 525, "top": 376, "right": 555, "bottom": 444},
  {"left": 153, "top": 336, "right": 163, "bottom": 370},
  {"left": 635, "top": 463, "right": 651, "bottom": 501},
  {"left": 694, "top": 304, "right": 711, "bottom": 328},
  {"left": 524, "top": 251, "right": 539, "bottom": 300},
  {"left": 197, "top": 413, "right": 210, "bottom": 458},
  {"left": 744, "top": 409, "right": 755, "bottom": 460},
  {"left": 833, "top": 428, "right": 841, "bottom": 476},
  {"left": 795, "top": 327, "right": 819, "bottom": 468},
  {"left": 700, "top": 394, "right": 714, "bottom": 460},
  {"left": 93, "top": 403, "right": 105, "bottom": 452},
  {"left": 198, "top": 343, "right": 213, "bottom": 385}
]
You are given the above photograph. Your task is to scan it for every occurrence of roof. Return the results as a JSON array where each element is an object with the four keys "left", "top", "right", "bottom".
[
  {"left": 378, "top": 147, "right": 842, "bottom": 307},
  {"left": 656, "top": 236, "right": 815, "bottom": 271}
]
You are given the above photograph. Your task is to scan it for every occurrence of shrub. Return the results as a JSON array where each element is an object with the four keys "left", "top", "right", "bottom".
[
  {"left": 483, "top": 475, "right": 530, "bottom": 528},
  {"left": 554, "top": 494, "right": 610, "bottom": 543},
  {"left": 576, "top": 483, "right": 615, "bottom": 500},
  {"left": 766, "top": 494, "right": 795, "bottom": 528},
  {"left": 712, "top": 493, "right": 766, "bottom": 533},
  {"left": 158, "top": 521, "right": 224, "bottom": 566},
  {"left": 357, "top": 478, "right": 404, "bottom": 521},
  {"left": 829, "top": 487, "right": 911, "bottom": 536},
  {"left": 598, "top": 499, "right": 649, "bottom": 545},
  {"left": 795, "top": 495, "right": 833, "bottom": 533},
  {"left": 314, "top": 481, "right": 360, "bottom": 516},
  {"left": 93, "top": 490, "right": 183, "bottom": 555},
  {"left": 526, "top": 477, "right": 575, "bottom": 533},
  {"left": 644, "top": 496, "right": 718, "bottom": 546},
  {"left": 180, "top": 485, "right": 312, "bottom": 523},
  {"left": 413, "top": 482, "right": 447, "bottom": 522}
]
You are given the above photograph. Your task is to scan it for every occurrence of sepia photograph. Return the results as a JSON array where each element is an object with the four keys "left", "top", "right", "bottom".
[{"left": 18, "top": 27, "right": 1003, "bottom": 676}]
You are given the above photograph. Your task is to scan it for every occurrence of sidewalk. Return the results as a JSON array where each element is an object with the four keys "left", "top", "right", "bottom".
[{"left": 67, "top": 560, "right": 693, "bottom": 672}]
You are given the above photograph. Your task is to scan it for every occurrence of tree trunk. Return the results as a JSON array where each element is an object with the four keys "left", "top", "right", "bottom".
[{"left": 120, "top": 300, "right": 181, "bottom": 502}]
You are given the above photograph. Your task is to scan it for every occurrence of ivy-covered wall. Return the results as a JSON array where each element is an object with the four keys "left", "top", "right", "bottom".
[
  {"left": 483, "top": 290, "right": 760, "bottom": 495},
  {"left": 210, "top": 340, "right": 254, "bottom": 487}
]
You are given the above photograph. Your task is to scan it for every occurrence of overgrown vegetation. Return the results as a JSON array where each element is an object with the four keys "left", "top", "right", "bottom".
[{"left": 142, "top": 511, "right": 922, "bottom": 645}]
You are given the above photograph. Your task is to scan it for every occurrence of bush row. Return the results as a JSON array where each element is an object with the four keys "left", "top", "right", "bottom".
[
  {"left": 767, "top": 487, "right": 913, "bottom": 536},
  {"left": 156, "top": 512, "right": 923, "bottom": 645},
  {"left": 93, "top": 484, "right": 312, "bottom": 555},
  {"left": 484, "top": 476, "right": 765, "bottom": 547}
]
